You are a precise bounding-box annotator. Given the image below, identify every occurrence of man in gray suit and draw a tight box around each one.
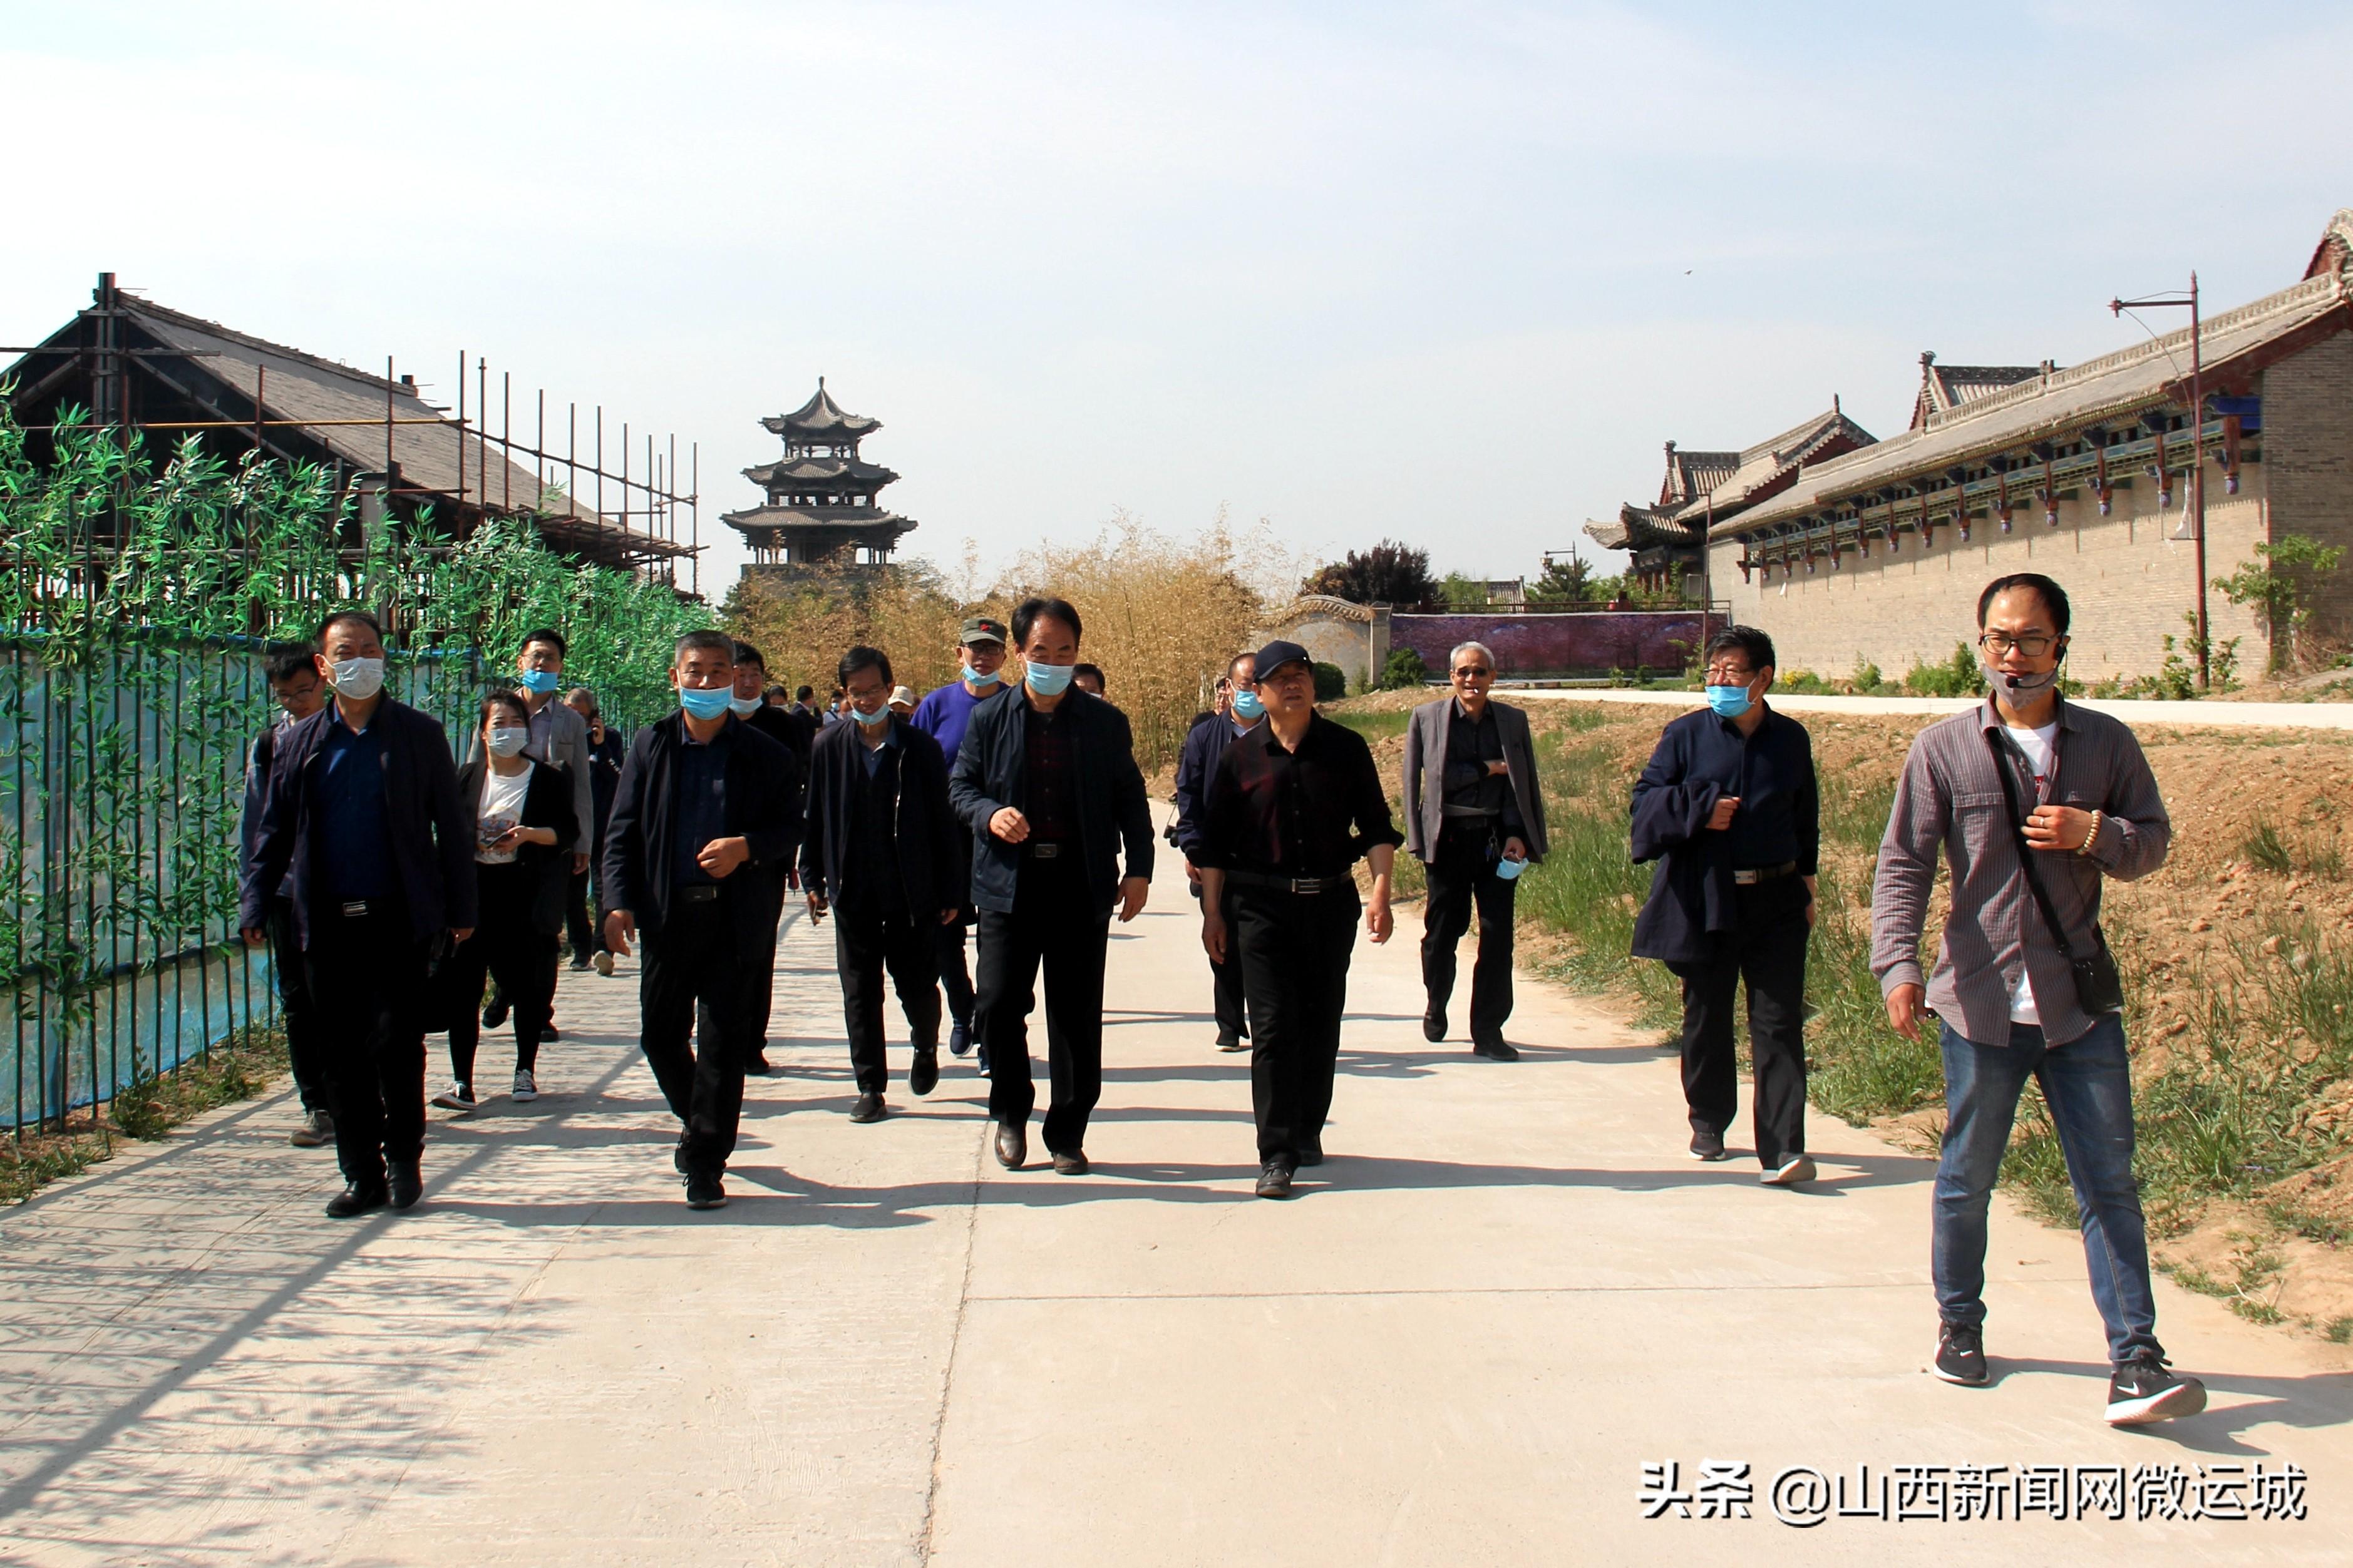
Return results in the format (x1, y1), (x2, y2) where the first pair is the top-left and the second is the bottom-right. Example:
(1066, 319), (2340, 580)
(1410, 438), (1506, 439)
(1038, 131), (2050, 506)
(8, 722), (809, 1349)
(480, 627), (599, 1037)
(1403, 640), (1547, 1059)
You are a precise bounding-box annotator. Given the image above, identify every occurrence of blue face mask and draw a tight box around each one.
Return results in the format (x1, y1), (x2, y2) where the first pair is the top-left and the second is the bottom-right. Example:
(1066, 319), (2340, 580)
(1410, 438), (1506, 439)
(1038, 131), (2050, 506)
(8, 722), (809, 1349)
(1705, 684), (1754, 719)
(727, 694), (764, 718)
(964, 662), (1004, 687)
(679, 685), (733, 720)
(1024, 660), (1074, 697)
(519, 669), (561, 696)
(852, 701), (892, 728)
(1230, 689), (1265, 721)
(1493, 854), (1526, 881)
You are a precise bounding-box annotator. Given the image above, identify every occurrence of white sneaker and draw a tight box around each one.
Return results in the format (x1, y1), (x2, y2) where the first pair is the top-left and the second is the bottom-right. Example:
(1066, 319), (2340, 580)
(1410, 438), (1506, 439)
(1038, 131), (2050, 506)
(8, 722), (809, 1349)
(512, 1070), (539, 1102)
(592, 951), (615, 976)
(1761, 1155), (1817, 1186)
(431, 1082), (478, 1112)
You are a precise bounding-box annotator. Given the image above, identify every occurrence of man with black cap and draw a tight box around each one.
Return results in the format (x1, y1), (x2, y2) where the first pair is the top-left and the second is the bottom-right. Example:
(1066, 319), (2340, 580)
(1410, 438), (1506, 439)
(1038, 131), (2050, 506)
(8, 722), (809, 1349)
(949, 597), (1154, 1176)
(1172, 649), (1264, 1052)
(910, 613), (1012, 1065)
(1196, 638), (1401, 1199)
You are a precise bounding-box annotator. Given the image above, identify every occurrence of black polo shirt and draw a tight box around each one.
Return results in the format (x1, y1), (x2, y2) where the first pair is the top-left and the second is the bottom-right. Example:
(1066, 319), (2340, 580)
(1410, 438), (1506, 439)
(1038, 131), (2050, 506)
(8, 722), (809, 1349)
(1197, 714), (1404, 878)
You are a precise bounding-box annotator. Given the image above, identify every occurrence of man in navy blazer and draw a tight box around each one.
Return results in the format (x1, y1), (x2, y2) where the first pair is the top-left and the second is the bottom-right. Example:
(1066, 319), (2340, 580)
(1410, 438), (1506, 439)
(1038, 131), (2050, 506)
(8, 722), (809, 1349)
(1630, 625), (1819, 1184)
(947, 596), (1154, 1174)
(240, 609), (477, 1219)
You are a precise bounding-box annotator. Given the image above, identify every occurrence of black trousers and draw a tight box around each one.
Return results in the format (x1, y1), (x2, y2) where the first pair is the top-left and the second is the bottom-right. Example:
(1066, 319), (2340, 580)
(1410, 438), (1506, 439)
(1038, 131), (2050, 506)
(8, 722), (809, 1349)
(976, 856), (1110, 1153)
(1420, 822), (1517, 1040)
(751, 869), (787, 1050)
(1232, 883), (1359, 1162)
(443, 864), (555, 1088)
(302, 906), (430, 1187)
(564, 864), (604, 958)
(265, 896), (326, 1114)
(638, 898), (761, 1176)
(1197, 881), (1247, 1045)
(1665, 876), (1810, 1167)
(835, 903), (944, 1092)
(935, 918), (977, 1030)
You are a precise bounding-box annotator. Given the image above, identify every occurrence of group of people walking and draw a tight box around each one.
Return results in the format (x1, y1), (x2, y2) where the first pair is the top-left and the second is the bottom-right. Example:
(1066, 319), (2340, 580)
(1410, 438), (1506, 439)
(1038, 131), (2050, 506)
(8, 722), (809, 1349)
(235, 566), (2204, 1427)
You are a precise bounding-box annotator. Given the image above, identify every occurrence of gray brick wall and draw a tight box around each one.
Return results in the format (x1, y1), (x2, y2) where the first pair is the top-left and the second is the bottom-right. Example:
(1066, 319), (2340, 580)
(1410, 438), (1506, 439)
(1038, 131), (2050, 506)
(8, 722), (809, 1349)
(2263, 332), (2353, 650)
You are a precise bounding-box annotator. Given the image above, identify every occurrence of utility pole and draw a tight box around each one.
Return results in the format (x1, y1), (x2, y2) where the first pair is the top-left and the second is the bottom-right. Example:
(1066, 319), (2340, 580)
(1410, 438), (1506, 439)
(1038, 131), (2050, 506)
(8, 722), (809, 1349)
(2111, 274), (2206, 688)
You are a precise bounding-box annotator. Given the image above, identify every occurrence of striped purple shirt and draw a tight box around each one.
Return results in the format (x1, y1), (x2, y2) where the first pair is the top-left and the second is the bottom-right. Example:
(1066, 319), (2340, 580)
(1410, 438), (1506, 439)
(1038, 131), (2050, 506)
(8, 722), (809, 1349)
(1871, 696), (2170, 1047)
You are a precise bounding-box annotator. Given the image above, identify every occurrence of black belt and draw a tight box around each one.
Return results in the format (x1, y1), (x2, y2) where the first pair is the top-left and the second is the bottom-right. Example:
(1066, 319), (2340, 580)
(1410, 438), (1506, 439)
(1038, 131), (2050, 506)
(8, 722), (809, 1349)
(675, 883), (722, 903)
(1732, 861), (1800, 886)
(1226, 869), (1354, 895)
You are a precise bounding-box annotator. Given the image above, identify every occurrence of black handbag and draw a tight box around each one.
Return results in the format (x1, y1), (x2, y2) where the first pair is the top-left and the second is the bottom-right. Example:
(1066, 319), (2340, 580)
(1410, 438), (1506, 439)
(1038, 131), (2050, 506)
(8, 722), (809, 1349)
(1984, 729), (2125, 1017)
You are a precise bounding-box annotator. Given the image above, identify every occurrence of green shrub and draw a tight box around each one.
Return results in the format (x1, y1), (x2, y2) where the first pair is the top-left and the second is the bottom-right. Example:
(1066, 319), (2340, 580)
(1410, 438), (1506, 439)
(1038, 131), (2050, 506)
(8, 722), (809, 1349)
(1311, 661), (1348, 701)
(1379, 647), (1429, 690)
(1903, 642), (1984, 698)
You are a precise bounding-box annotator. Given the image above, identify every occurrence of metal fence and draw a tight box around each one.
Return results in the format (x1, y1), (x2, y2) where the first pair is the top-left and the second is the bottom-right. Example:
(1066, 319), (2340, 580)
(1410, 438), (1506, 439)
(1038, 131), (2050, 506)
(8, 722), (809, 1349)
(1, 633), (480, 1134)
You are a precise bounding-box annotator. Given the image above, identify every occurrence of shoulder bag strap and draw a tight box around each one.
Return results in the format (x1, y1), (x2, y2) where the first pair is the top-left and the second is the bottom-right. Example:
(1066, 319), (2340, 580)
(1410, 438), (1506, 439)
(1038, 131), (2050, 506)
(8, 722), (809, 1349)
(1982, 726), (2078, 963)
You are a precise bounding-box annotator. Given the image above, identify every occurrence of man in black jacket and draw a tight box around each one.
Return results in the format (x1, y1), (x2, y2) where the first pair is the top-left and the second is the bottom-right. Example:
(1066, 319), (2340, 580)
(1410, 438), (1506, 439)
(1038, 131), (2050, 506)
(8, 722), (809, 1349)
(801, 645), (961, 1123)
(729, 639), (810, 1072)
(602, 631), (800, 1210)
(563, 686), (627, 975)
(240, 610), (478, 1219)
(1172, 650), (1262, 1052)
(948, 596), (1154, 1175)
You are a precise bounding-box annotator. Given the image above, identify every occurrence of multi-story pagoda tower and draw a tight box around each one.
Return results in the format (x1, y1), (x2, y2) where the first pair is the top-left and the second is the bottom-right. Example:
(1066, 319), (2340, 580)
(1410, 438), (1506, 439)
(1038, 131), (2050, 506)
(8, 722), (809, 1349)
(723, 379), (917, 574)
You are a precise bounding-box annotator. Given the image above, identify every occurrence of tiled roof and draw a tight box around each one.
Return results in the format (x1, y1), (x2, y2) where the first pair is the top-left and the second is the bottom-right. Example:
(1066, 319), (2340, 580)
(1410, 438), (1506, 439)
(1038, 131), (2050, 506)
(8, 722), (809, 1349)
(1910, 355), (2045, 430)
(719, 503), (916, 537)
(743, 456), (898, 488)
(760, 381), (880, 439)
(1716, 262), (2353, 542)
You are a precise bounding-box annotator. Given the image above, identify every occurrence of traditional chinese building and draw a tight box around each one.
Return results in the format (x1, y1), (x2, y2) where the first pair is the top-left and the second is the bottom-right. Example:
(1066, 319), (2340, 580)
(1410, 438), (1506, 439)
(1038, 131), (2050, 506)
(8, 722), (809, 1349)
(1583, 405), (1877, 597)
(1712, 208), (2353, 682)
(723, 381), (917, 574)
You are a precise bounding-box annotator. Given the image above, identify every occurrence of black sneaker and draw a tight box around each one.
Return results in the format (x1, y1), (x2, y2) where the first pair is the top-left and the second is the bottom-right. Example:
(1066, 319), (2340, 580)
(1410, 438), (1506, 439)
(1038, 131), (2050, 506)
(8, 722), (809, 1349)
(948, 1020), (973, 1058)
(542, 1025), (560, 1043)
(482, 998), (510, 1030)
(685, 1172), (728, 1211)
(909, 1047), (940, 1098)
(1933, 1322), (1989, 1386)
(325, 1182), (388, 1219)
(1215, 1034), (1247, 1052)
(290, 1109), (333, 1148)
(2106, 1352), (2206, 1425)
(1689, 1126), (1727, 1162)
(1471, 1036), (1520, 1061)
(749, 1048), (774, 1076)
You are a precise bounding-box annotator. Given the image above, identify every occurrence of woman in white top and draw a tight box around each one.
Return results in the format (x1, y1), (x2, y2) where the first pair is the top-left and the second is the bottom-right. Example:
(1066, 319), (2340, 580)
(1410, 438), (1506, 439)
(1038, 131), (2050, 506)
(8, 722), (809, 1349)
(434, 692), (579, 1110)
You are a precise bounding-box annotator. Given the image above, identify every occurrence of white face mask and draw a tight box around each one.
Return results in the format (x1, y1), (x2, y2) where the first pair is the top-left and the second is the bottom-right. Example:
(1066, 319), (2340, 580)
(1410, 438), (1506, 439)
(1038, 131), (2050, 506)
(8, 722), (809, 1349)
(329, 656), (386, 701)
(486, 727), (530, 758)
(728, 694), (764, 718)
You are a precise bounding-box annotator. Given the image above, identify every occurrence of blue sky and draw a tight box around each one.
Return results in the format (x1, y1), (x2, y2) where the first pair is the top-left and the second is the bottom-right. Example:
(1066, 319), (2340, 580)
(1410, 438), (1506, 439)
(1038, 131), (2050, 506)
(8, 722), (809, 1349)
(6, 1), (2349, 600)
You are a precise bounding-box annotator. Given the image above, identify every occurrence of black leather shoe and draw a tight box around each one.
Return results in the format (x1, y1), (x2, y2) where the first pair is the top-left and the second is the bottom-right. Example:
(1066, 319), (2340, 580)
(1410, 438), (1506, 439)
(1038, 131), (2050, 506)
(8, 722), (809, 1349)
(849, 1092), (887, 1123)
(673, 1137), (691, 1176)
(1051, 1149), (1089, 1176)
(1254, 1160), (1297, 1199)
(1471, 1037), (1520, 1061)
(749, 1049), (774, 1076)
(542, 1025), (560, 1043)
(1295, 1145), (1324, 1167)
(387, 1161), (423, 1211)
(909, 1047), (940, 1098)
(685, 1172), (727, 1210)
(481, 998), (509, 1030)
(1422, 1008), (1446, 1043)
(994, 1122), (1027, 1170)
(325, 1182), (388, 1219)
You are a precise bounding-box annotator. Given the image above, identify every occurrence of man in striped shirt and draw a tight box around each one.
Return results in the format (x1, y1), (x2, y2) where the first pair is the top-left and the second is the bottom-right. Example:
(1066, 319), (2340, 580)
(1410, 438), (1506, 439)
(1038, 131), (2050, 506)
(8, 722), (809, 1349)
(1873, 572), (2205, 1427)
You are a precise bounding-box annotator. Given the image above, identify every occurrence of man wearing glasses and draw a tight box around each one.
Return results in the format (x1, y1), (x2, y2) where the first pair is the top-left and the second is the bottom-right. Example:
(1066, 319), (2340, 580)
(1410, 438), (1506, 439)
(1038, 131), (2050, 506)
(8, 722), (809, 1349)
(1873, 573), (2201, 1425)
(1173, 651), (1266, 1052)
(1402, 640), (1547, 1058)
(1630, 626), (1819, 1184)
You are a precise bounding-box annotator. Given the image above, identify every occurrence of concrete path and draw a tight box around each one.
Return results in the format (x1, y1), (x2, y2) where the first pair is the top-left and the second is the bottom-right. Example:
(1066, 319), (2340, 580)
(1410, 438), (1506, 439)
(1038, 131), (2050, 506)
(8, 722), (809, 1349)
(3, 839), (2349, 1565)
(1507, 686), (2353, 730)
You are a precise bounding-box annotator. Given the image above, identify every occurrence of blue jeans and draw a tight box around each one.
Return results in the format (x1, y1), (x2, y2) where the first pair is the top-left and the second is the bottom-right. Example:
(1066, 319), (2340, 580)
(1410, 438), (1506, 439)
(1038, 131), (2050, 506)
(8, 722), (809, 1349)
(1933, 1015), (2160, 1365)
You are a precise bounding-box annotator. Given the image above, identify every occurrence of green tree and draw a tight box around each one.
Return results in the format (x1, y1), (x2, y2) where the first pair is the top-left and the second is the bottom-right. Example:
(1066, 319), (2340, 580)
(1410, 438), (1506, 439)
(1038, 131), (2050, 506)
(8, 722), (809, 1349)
(2213, 534), (2346, 672)
(1438, 571), (1486, 608)
(1530, 553), (1597, 603)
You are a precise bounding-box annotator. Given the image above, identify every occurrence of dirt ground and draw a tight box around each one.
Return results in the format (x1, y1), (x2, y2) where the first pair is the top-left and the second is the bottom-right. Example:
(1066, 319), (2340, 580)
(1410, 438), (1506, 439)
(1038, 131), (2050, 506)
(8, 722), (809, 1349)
(1322, 687), (2353, 1345)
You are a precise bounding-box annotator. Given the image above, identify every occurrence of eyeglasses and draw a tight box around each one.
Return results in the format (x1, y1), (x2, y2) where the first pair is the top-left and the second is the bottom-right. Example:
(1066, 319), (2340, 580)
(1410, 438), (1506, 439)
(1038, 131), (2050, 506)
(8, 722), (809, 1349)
(1452, 665), (1492, 678)
(1702, 665), (1754, 684)
(1978, 632), (2057, 658)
